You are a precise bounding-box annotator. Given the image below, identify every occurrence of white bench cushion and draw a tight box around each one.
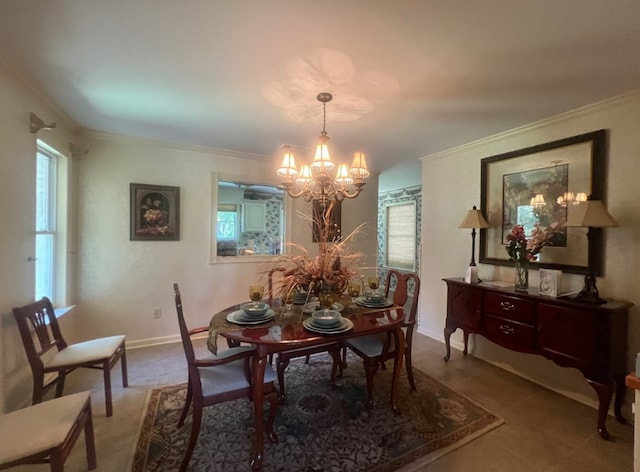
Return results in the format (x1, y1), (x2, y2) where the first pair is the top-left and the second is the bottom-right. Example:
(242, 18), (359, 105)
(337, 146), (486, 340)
(0, 391), (90, 464)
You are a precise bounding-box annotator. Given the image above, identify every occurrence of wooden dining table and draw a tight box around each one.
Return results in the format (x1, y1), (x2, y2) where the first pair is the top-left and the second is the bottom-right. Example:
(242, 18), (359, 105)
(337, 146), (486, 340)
(208, 295), (406, 471)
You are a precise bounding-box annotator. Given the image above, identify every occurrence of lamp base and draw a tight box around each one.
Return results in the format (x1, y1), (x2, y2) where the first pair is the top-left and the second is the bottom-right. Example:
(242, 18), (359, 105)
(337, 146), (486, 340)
(464, 265), (478, 284)
(573, 272), (607, 305)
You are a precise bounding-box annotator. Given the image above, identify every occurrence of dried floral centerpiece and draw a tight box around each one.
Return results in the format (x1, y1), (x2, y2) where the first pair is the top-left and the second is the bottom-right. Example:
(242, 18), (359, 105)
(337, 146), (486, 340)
(273, 201), (365, 299)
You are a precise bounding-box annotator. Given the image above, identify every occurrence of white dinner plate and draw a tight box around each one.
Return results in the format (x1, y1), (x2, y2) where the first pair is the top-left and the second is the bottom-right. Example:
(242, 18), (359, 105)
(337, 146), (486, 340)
(303, 301), (344, 313)
(303, 317), (353, 334)
(226, 309), (275, 325)
(354, 296), (393, 308)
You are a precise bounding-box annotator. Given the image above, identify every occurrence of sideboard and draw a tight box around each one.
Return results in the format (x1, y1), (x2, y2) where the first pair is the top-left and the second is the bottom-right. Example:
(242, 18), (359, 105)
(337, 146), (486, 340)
(443, 277), (633, 439)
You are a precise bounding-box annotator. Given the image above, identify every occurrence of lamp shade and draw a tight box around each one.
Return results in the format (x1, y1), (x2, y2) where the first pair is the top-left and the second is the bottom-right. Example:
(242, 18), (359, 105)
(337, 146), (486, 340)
(565, 200), (618, 228)
(458, 206), (489, 229)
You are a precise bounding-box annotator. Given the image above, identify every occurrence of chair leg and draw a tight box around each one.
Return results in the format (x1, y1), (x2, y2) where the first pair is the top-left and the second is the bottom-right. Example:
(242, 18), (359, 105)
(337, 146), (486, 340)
(54, 372), (66, 399)
(120, 343), (129, 388)
(180, 402), (202, 472)
(276, 356), (290, 404)
(84, 401), (97, 470)
(50, 448), (65, 472)
(178, 381), (193, 428)
(265, 388), (279, 444)
(328, 349), (343, 389)
(362, 359), (379, 410)
(32, 374), (45, 405)
(103, 360), (113, 417)
(405, 347), (416, 391)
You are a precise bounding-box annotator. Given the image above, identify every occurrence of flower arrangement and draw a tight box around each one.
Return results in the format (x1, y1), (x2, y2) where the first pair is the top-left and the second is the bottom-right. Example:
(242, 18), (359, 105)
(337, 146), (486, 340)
(505, 222), (561, 262)
(273, 201), (365, 298)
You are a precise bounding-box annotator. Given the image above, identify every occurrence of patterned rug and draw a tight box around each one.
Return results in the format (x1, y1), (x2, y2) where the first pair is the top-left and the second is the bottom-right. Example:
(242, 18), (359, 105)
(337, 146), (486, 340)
(131, 353), (502, 471)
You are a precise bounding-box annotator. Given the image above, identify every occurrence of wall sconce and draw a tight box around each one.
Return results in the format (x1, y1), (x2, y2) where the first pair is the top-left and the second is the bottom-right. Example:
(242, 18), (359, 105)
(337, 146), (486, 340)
(564, 199), (618, 304)
(458, 205), (489, 283)
(29, 112), (56, 133)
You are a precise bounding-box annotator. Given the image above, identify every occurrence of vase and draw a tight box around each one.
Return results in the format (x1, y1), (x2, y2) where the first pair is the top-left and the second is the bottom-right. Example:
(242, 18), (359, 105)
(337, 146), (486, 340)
(514, 259), (529, 291)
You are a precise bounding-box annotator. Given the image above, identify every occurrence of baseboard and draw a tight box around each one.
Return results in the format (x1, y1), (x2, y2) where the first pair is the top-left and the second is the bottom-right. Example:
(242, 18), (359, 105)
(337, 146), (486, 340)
(126, 332), (208, 350)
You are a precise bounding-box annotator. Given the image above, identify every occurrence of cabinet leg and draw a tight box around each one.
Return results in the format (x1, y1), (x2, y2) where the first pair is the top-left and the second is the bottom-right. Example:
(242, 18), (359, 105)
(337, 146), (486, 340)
(443, 327), (455, 361)
(463, 331), (469, 356)
(613, 373), (628, 424)
(586, 378), (614, 440)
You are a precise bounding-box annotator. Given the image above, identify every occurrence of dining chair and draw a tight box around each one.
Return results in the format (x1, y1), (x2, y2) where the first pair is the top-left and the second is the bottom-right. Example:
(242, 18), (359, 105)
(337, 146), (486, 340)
(0, 391), (96, 472)
(341, 270), (421, 408)
(173, 283), (279, 472)
(12, 297), (128, 417)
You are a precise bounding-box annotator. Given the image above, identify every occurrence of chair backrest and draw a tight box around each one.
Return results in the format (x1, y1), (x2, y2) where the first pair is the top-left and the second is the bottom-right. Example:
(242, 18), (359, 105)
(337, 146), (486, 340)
(12, 297), (68, 373)
(173, 283), (197, 365)
(384, 270), (421, 325)
(267, 266), (287, 300)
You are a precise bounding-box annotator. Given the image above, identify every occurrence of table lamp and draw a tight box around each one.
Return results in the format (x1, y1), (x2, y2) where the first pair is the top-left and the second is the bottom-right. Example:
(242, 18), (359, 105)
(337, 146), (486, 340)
(458, 205), (489, 283)
(564, 199), (618, 304)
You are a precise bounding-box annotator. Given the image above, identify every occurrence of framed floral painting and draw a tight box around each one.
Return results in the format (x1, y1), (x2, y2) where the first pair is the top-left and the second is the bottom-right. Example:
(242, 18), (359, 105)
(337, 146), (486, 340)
(130, 183), (180, 241)
(479, 130), (607, 275)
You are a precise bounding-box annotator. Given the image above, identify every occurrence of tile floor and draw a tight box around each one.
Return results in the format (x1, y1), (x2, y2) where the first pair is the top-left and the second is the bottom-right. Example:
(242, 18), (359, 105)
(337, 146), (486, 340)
(13, 333), (634, 471)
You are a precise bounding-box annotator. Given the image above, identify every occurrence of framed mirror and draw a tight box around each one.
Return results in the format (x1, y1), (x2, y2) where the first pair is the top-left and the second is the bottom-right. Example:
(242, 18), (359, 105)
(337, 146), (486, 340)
(479, 130), (607, 275)
(211, 173), (289, 263)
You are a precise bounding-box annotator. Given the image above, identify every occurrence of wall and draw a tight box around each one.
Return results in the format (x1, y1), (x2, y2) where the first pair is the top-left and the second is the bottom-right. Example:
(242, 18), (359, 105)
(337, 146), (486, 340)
(0, 60), (81, 412)
(75, 133), (379, 346)
(419, 90), (640, 411)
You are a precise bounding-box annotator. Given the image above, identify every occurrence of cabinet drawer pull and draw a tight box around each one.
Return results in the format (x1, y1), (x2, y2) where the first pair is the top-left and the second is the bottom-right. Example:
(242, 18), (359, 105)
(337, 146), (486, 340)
(499, 324), (515, 335)
(500, 301), (515, 311)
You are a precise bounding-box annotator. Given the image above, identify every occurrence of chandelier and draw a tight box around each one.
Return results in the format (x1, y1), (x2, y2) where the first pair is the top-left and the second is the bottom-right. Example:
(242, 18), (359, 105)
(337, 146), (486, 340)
(277, 92), (370, 202)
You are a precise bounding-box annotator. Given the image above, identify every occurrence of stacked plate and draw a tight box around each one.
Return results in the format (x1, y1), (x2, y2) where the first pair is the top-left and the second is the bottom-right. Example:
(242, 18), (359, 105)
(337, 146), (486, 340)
(226, 308), (275, 325)
(355, 295), (393, 308)
(303, 310), (353, 334)
(293, 292), (312, 305)
(303, 301), (344, 314)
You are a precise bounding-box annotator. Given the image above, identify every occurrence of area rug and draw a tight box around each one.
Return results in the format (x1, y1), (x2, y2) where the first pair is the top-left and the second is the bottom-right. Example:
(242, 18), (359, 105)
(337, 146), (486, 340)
(131, 353), (503, 472)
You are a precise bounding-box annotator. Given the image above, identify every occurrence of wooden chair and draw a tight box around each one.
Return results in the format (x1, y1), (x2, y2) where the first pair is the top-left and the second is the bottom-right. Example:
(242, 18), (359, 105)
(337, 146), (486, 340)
(173, 283), (279, 472)
(0, 391), (96, 472)
(341, 270), (421, 408)
(12, 298), (128, 417)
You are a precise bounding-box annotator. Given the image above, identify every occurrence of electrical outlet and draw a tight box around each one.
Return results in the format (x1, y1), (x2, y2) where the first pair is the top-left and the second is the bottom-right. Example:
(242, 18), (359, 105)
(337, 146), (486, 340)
(153, 308), (162, 319)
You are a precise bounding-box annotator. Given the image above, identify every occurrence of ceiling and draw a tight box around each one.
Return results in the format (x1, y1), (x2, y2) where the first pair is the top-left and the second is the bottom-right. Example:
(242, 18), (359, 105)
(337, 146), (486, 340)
(2, 1), (640, 174)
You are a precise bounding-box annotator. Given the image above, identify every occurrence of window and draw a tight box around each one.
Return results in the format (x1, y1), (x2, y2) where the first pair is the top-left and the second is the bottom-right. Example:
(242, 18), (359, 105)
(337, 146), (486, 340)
(385, 202), (416, 271)
(35, 145), (58, 301)
(217, 203), (239, 240)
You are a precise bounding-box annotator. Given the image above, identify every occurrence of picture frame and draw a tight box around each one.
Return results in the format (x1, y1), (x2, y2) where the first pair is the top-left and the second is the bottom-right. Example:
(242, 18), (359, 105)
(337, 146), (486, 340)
(312, 199), (341, 242)
(539, 269), (561, 297)
(130, 183), (180, 241)
(479, 130), (607, 275)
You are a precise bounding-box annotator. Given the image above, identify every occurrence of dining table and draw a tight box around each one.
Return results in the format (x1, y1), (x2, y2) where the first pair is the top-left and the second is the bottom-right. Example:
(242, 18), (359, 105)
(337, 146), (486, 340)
(208, 294), (406, 471)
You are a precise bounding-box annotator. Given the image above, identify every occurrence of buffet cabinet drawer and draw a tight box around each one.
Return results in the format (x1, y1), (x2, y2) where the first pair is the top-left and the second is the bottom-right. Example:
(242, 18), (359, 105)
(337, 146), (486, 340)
(483, 314), (536, 350)
(484, 292), (535, 325)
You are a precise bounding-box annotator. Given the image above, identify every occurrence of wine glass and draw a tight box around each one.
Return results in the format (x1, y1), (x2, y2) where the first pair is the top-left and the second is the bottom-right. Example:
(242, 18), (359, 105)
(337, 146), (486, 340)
(318, 291), (335, 313)
(282, 286), (295, 315)
(347, 282), (361, 307)
(367, 276), (380, 296)
(248, 284), (264, 307)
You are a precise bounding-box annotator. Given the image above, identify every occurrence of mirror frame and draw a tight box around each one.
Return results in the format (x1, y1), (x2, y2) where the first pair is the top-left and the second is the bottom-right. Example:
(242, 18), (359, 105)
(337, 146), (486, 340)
(210, 172), (292, 264)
